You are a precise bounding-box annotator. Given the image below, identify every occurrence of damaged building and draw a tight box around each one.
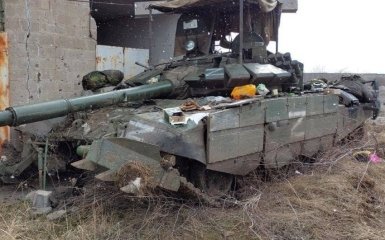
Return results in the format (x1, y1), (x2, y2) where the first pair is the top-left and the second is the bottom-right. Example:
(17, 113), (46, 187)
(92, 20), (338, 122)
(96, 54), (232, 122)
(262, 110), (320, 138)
(0, 0), (96, 148)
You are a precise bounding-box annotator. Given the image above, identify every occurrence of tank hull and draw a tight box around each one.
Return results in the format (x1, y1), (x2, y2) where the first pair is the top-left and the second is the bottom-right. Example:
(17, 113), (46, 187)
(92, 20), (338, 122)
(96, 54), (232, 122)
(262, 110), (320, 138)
(65, 94), (370, 195)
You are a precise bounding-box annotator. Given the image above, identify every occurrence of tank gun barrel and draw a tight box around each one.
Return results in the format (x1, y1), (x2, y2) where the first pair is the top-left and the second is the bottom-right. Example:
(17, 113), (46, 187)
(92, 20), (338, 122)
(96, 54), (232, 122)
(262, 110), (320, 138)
(0, 80), (173, 127)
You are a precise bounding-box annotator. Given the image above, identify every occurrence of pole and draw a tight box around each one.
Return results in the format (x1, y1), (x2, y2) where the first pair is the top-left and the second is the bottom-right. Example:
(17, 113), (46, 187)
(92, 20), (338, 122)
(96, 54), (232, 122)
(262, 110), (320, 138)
(43, 138), (48, 190)
(239, 0), (244, 64)
(38, 148), (43, 189)
(148, 8), (153, 67)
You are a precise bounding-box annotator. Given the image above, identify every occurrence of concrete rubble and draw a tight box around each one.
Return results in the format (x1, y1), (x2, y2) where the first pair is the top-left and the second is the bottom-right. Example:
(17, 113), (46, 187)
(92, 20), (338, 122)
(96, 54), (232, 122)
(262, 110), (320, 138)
(25, 190), (53, 214)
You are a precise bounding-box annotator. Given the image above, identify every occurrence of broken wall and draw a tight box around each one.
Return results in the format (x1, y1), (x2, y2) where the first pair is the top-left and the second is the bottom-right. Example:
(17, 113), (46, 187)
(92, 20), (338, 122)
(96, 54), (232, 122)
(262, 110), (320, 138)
(3, 0), (97, 106)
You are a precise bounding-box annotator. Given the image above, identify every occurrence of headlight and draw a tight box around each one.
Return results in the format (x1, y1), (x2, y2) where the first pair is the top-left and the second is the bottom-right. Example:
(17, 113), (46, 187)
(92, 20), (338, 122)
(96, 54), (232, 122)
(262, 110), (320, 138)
(184, 40), (196, 52)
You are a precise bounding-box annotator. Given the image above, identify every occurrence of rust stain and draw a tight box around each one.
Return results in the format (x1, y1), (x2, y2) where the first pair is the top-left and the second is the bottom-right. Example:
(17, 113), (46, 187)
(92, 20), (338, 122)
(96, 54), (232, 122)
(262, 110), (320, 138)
(0, 32), (10, 152)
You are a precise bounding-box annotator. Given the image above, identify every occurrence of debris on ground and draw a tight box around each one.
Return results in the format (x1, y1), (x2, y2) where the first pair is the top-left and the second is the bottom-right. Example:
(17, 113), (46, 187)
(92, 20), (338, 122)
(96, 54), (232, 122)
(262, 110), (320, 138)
(25, 190), (53, 215)
(46, 210), (67, 221)
(353, 150), (372, 162)
(369, 153), (382, 164)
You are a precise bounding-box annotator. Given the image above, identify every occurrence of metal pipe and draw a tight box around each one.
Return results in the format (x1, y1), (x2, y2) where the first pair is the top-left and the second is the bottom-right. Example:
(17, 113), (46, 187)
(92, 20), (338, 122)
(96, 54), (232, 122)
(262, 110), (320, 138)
(0, 80), (173, 127)
(43, 138), (48, 190)
(239, 0), (244, 64)
(275, 3), (281, 53)
(148, 8), (153, 67)
(38, 148), (43, 189)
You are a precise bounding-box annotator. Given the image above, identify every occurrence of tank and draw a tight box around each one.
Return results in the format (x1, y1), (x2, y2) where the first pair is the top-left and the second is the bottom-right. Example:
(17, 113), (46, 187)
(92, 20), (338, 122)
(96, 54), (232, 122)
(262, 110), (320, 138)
(0, 0), (380, 197)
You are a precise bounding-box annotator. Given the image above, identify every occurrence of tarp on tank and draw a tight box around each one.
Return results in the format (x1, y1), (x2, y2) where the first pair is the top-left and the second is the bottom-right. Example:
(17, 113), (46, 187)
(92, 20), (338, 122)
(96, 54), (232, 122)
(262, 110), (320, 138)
(151, 0), (278, 13)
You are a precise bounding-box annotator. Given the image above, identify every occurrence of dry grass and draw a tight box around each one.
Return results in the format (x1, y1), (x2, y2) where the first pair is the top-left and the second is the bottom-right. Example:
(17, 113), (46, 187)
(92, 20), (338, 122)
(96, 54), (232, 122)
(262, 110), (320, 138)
(2, 123), (385, 239)
(249, 158), (385, 239)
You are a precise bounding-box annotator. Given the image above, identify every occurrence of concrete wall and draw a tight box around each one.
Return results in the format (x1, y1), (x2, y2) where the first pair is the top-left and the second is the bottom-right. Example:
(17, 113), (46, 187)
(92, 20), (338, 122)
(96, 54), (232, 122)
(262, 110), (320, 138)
(3, 0), (97, 106)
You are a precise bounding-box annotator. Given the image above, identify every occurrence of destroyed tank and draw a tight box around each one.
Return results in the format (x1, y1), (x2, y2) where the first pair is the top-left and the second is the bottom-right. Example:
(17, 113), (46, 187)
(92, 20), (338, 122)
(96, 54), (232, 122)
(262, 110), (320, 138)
(0, 0), (380, 197)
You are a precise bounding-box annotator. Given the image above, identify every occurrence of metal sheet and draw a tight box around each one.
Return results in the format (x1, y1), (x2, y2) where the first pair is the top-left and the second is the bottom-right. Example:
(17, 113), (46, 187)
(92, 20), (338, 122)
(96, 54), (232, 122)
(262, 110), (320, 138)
(244, 63), (291, 79)
(207, 125), (264, 163)
(301, 138), (320, 157)
(319, 135), (335, 152)
(208, 108), (240, 132)
(336, 105), (369, 142)
(96, 45), (149, 80)
(340, 106), (370, 137)
(135, 1), (163, 16)
(265, 97), (289, 122)
(208, 101), (265, 132)
(207, 152), (262, 175)
(0, 32), (9, 149)
(239, 101), (265, 127)
(305, 113), (338, 140)
(265, 118), (305, 151)
(336, 105), (347, 141)
(288, 96), (307, 119)
(151, 0), (298, 13)
(243, 63), (275, 79)
(96, 45), (124, 71)
(324, 94), (339, 114)
(279, 0), (298, 13)
(264, 142), (301, 169)
(85, 138), (181, 192)
(123, 112), (207, 164)
(306, 94), (324, 116)
(205, 68), (225, 80)
(123, 48), (149, 79)
(87, 138), (162, 171)
(224, 64), (250, 88)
